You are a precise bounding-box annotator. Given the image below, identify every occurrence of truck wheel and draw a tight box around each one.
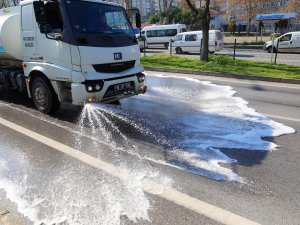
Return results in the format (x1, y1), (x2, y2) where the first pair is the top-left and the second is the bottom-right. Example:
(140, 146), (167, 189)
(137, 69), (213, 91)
(31, 77), (60, 114)
(175, 47), (183, 54)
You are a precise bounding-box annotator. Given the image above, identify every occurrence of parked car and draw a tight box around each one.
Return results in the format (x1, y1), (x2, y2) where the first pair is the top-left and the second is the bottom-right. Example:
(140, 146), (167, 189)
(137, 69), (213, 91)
(141, 24), (187, 49)
(264, 31), (300, 53)
(170, 30), (224, 54)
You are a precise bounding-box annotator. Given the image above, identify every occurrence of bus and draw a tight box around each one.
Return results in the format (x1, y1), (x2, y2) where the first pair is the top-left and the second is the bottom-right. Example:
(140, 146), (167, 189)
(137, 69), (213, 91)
(141, 24), (186, 49)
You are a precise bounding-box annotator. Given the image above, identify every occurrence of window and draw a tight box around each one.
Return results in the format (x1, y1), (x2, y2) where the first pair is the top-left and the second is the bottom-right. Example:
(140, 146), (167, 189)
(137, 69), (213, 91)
(157, 30), (166, 37)
(44, 2), (63, 32)
(146, 29), (177, 37)
(147, 30), (156, 37)
(185, 34), (197, 42)
(216, 32), (223, 40)
(174, 35), (183, 41)
(106, 11), (131, 31)
(165, 29), (177, 36)
(22, 5), (33, 31)
(281, 34), (292, 42)
(66, 0), (135, 37)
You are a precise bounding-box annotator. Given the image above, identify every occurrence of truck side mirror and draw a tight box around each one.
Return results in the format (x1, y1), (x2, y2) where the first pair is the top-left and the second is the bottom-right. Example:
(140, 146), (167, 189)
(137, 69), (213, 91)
(136, 13), (141, 29)
(33, 1), (48, 25)
(39, 24), (52, 34)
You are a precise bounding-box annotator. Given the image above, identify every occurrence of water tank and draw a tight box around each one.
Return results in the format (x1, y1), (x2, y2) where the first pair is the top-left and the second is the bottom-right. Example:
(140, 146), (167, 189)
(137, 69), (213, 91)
(0, 7), (23, 61)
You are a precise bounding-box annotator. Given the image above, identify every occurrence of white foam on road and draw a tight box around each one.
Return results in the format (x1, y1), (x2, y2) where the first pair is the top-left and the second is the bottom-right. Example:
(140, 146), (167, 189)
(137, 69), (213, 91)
(0, 74), (295, 225)
(0, 119), (261, 225)
(0, 142), (157, 225)
(87, 74), (295, 181)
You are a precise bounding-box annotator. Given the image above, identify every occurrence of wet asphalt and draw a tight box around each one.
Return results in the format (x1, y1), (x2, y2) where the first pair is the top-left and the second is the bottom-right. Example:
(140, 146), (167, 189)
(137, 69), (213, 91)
(0, 72), (300, 225)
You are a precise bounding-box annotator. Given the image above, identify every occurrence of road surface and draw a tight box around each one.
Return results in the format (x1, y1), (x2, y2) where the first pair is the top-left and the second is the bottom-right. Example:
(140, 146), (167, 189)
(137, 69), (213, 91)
(0, 72), (299, 225)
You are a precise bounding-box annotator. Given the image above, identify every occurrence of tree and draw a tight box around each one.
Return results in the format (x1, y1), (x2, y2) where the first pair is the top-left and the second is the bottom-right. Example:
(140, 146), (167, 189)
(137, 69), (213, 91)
(283, 0), (300, 13)
(0, 0), (19, 8)
(165, 0), (175, 24)
(0, 0), (8, 8)
(229, 0), (261, 35)
(184, 0), (211, 62)
(228, 19), (237, 35)
(123, 0), (132, 10)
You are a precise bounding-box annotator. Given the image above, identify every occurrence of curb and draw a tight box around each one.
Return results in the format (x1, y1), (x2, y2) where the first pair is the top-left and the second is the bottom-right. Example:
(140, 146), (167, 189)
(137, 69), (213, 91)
(144, 67), (300, 85)
(0, 207), (22, 225)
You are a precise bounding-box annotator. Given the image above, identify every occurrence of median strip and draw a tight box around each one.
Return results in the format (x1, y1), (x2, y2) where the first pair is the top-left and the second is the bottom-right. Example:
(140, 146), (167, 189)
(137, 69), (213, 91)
(141, 55), (300, 82)
(0, 116), (261, 225)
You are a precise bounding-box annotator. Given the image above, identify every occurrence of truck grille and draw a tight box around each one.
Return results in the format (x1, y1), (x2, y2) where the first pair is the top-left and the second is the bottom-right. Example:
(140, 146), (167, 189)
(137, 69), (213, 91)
(93, 61), (135, 73)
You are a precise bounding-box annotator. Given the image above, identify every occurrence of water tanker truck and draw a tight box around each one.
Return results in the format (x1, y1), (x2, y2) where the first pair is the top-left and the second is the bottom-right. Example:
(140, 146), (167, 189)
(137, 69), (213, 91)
(0, 0), (147, 114)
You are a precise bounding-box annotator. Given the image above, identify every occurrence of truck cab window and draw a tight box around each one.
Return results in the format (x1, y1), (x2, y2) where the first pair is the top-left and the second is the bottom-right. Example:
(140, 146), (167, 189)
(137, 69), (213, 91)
(44, 2), (63, 33)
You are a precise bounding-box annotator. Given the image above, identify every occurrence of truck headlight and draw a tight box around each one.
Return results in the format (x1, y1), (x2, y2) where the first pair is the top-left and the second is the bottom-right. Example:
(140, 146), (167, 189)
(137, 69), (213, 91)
(95, 84), (101, 91)
(136, 73), (145, 83)
(84, 80), (104, 93)
(87, 86), (93, 92)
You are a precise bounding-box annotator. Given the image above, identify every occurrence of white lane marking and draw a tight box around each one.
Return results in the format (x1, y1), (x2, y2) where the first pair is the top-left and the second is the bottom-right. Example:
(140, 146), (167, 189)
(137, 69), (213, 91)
(146, 71), (300, 89)
(263, 114), (300, 123)
(0, 117), (261, 225)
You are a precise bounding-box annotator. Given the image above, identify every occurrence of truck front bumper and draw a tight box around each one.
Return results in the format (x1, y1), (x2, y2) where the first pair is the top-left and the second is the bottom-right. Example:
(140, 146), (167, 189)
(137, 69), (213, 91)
(71, 73), (147, 106)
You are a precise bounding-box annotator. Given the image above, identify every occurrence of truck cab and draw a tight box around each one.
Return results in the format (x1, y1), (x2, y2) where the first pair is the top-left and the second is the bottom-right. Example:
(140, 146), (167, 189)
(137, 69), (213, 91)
(0, 0), (146, 114)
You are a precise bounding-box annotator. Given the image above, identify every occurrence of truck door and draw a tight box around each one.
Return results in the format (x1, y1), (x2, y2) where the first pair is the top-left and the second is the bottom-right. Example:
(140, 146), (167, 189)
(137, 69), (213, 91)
(35, 1), (72, 81)
(21, 3), (38, 60)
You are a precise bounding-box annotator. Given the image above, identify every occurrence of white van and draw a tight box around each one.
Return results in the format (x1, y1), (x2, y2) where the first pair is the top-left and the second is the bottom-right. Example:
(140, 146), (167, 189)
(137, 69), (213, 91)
(136, 34), (148, 52)
(133, 28), (147, 52)
(264, 31), (300, 53)
(141, 24), (187, 49)
(170, 30), (224, 54)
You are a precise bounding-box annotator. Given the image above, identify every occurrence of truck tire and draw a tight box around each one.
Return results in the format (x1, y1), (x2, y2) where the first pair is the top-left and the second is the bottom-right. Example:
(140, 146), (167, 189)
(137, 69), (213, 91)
(31, 77), (60, 114)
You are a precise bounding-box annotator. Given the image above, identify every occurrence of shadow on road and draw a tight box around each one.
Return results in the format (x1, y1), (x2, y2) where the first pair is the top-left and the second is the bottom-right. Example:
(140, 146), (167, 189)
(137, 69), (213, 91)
(250, 85), (267, 91)
(217, 53), (255, 58)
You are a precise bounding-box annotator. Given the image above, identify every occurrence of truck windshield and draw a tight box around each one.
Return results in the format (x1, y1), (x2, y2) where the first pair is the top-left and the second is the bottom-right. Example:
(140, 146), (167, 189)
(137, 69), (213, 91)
(65, 0), (136, 47)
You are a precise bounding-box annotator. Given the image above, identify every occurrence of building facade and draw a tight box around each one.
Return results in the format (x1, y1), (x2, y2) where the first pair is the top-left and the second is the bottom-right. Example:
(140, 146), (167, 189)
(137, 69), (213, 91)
(213, 0), (299, 32)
